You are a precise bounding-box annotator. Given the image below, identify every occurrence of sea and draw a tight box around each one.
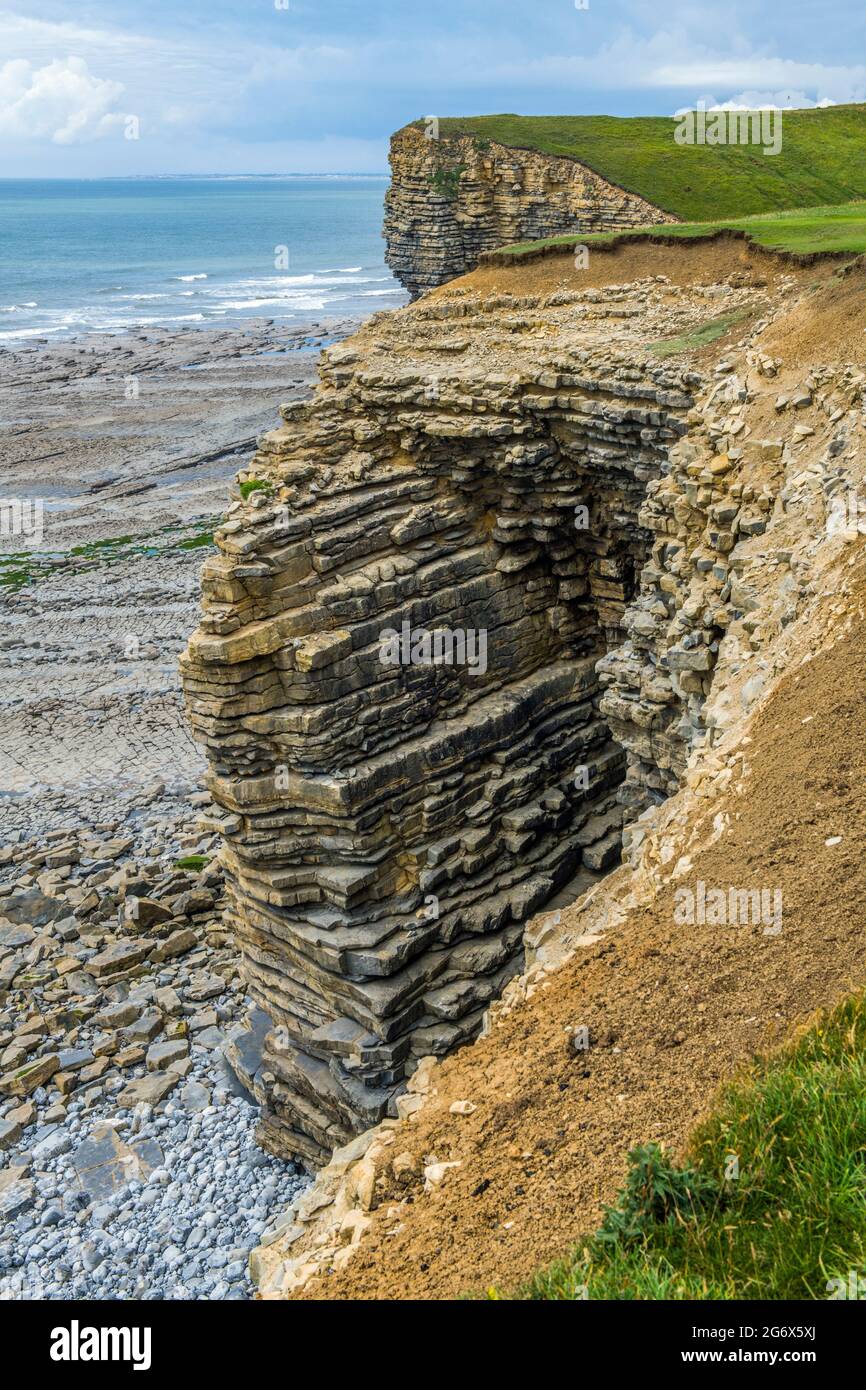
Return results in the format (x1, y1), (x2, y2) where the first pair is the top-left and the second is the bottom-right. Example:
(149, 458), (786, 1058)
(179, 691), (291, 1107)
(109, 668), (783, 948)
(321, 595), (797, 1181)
(0, 176), (406, 343)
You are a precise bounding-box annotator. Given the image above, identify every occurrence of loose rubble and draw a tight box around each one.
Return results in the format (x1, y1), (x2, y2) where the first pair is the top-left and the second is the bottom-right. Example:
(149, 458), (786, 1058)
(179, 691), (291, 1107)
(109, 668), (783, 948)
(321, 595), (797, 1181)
(0, 801), (306, 1299)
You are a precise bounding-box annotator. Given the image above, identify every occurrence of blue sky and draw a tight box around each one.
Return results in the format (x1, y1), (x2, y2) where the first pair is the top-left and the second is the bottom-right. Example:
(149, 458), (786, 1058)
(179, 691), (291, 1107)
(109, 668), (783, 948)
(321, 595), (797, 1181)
(1, 0), (864, 176)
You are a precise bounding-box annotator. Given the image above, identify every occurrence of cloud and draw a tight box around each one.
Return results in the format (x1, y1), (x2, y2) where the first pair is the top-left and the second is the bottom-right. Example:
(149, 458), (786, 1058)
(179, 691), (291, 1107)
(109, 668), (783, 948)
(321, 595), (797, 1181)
(0, 56), (126, 144)
(685, 92), (839, 113)
(650, 55), (866, 104)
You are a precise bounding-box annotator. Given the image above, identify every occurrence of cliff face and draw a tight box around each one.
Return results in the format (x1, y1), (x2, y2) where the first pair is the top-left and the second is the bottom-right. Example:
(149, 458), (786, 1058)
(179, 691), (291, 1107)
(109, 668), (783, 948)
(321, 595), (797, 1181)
(179, 240), (810, 1169)
(384, 125), (676, 296)
(240, 249), (866, 1299)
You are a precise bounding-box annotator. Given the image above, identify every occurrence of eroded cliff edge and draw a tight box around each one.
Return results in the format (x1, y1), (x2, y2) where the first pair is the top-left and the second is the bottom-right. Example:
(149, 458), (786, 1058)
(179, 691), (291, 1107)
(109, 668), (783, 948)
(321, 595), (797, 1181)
(237, 245), (866, 1299)
(383, 124), (676, 297)
(179, 237), (829, 1173)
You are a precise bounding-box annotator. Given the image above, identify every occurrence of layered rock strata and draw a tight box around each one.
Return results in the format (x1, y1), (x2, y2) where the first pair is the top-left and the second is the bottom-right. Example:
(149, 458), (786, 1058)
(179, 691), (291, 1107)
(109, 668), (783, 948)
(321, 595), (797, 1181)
(176, 268), (766, 1166)
(253, 258), (866, 1295)
(384, 125), (677, 296)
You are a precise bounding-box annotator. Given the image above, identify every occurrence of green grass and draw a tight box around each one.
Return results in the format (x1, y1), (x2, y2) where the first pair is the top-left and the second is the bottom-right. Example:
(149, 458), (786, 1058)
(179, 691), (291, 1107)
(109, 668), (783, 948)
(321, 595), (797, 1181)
(0, 555), (41, 592)
(175, 530), (215, 550)
(239, 478), (273, 500)
(423, 108), (866, 222)
(0, 519), (218, 594)
(648, 307), (754, 359)
(69, 534), (134, 558)
(174, 855), (210, 872)
(490, 202), (866, 261)
(486, 992), (866, 1300)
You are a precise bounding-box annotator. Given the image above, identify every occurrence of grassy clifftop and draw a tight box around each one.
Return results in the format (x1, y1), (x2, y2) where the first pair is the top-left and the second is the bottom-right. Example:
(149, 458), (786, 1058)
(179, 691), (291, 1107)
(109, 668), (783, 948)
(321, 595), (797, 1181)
(425, 108), (866, 221)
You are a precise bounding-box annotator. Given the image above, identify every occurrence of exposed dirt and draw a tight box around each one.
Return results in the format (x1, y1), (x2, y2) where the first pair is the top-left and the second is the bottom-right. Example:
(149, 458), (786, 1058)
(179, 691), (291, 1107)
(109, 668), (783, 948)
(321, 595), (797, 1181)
(296, 554), (866, 1301)
(760, 257), (866, 366)
(442, 236), (837, 300)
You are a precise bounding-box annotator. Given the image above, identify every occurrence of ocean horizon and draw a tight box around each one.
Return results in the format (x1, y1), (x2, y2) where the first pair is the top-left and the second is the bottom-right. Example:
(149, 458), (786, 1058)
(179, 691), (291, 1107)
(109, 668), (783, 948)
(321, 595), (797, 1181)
(0, 176), (406, 344)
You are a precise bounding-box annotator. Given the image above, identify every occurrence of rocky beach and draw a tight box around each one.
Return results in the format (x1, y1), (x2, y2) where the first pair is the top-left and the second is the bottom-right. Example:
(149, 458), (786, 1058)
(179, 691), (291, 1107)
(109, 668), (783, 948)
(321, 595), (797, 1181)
(3, 56), (866, 1317)
(0, 317), (369, 1298)
(0, 317), (363, 842)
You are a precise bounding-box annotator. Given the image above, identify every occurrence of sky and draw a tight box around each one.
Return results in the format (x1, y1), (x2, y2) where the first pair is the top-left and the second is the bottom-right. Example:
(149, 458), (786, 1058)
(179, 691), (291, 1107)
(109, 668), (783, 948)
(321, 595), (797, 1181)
(1, 0), (865, 177)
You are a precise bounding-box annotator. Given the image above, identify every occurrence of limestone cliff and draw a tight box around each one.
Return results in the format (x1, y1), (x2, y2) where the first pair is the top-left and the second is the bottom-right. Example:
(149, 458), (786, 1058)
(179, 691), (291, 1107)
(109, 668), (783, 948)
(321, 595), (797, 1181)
(180, 238), (817, 1169)
(240, 247), (866, 1298)
(384, 124), (677, 296)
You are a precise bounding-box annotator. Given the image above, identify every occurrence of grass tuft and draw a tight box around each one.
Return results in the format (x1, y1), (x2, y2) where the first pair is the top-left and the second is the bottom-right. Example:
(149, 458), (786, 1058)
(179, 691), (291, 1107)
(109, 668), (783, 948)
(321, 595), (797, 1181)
(174, 855), (210, 871)
(239, 478), (273, 500)
(488, 992), (866, 1300)
(648, 307), (754, 358)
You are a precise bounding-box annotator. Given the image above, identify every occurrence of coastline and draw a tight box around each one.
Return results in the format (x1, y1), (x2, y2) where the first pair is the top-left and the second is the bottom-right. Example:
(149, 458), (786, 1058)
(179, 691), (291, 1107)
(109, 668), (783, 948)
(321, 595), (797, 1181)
(0, 315), (362, 842)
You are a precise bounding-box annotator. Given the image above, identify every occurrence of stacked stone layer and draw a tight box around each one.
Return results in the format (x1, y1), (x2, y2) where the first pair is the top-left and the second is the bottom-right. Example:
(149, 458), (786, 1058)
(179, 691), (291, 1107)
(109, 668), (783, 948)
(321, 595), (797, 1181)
(180, 275), (717, 1165)
(384, 127), (677, 296)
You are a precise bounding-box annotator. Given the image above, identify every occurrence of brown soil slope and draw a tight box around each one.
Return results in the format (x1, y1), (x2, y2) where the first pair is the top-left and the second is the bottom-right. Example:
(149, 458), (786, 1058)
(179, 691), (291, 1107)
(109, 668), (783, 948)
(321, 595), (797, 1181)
(442, 235), (837, 299)
(296, 557), (866, 1300)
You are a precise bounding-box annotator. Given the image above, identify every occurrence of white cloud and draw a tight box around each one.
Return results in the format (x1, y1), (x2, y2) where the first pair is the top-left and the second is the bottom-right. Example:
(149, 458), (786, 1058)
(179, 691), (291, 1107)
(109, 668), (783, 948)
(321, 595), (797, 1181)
(650, 56), (866, 104)
(0, 56), (126, 144)
(690, 92), (839, 112)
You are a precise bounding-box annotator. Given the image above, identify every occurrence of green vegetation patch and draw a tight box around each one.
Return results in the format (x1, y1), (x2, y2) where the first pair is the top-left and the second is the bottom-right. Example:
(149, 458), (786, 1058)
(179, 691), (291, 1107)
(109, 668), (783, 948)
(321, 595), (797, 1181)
(487, 992), (866, 1300)
(174, 855), (211, 872)
(175, 530), (215, 551)
(428, 164), (466, 201)
(426, 108), (866, 222)
(239, 478), (274, 500)
(648, 306), (754, 359)
(0, 554), (42, 593)
(0, 519), (218, 594)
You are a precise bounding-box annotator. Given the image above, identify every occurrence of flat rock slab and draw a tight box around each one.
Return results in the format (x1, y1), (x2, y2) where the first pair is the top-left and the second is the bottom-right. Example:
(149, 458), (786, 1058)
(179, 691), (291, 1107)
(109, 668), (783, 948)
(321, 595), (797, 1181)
(72, 1122), (164, 1201)
(86, 940), (153, 977)
(115, 1071), (179, 1109)
(152, 928), (197, 962)
(123, 896), (173, 928)
(179, 1080), (211, 1112)
(93, 1002), (142, 1029)
(146, 1039), (189, 1071)
(0, 1053), (60, 1098)
(122, 1010), (163, 1043)
(61, 970), (101, 996)
(186, 972), (225, 1001)
(57, 1048), (95, 1072)
(225, 1007), (270, 1095)
(0, 924), (36, 949)
(0, 1118), (23, 1150)
(0, 891), (67, 928)
(0, 1178), (34, 1223)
